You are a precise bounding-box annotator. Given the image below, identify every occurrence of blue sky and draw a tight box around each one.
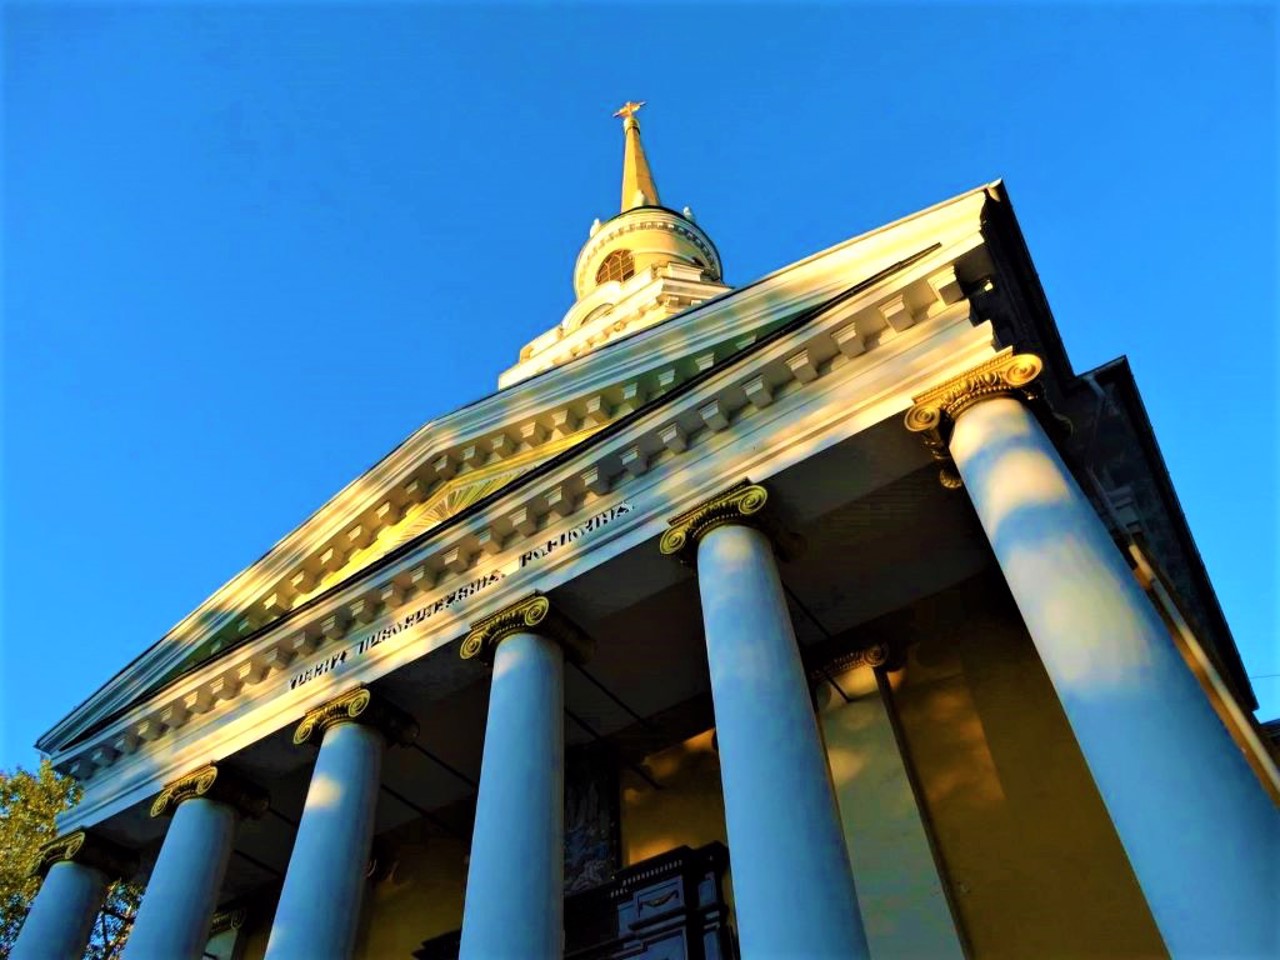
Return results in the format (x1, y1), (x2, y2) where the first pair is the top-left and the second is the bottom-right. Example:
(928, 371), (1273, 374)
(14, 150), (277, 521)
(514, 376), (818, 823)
(2, 2), (1276, 770)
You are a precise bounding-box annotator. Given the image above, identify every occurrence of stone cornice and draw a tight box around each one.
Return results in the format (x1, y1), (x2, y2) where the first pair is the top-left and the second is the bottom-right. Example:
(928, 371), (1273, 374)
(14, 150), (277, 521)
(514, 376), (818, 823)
(40, 289), (797, 754)
(58, 306), (1001, 834)
(904, 349), (1044, 488)
(49, 237), (1000, 827)
(460, 592), (593, 665)
(508, 268), (734, 387)
(42, 191), (994, 760)
(293, 686), (418, 748)
(32, 829), (137, 881)
(49, 190), (996, 755)
(149, 762), (268, 820)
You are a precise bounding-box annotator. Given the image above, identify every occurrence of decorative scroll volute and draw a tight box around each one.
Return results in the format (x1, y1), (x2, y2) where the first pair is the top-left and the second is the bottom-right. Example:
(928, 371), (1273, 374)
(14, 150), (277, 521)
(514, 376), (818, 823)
(209, 906), (248, 936)
(659, 482), (769, 560)
(31, 829), (138, 881)
(460, 592), (593, 665)
(660, 481), (802, 566)
(149, 763), (269, 820)
(904, 349), (1044, 488)
(809, 643), (894, 684)
(293, 686), (418, 748)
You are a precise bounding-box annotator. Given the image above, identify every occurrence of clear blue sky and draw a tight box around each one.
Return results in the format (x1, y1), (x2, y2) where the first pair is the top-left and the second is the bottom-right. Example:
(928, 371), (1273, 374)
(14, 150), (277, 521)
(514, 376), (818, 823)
(2, 2), (1276, 770)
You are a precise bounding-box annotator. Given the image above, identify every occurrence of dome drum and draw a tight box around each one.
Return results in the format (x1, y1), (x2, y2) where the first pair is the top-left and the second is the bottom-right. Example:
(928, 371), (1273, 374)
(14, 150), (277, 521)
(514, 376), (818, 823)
(574, 207), (722, 301)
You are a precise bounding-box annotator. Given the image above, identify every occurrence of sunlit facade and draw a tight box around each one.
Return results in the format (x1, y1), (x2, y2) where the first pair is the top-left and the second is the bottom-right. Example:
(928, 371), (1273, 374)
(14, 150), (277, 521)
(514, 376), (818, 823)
(15, 106), (1280, 960)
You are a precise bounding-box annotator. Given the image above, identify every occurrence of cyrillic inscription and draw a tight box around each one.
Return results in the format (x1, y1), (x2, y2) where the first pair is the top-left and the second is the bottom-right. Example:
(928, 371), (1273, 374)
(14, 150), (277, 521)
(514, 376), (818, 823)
(287, 500), (634, 693)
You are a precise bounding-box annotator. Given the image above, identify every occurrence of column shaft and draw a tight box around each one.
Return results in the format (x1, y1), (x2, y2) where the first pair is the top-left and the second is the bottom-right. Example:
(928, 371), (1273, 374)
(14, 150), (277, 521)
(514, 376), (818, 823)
(265, 720), (384, 960)
(696, 522), (869, 957)
(459, 630), (564, 959)
(817, 667), (964, 958)
(951, 396), (1279, 955)
(11, 861), (108, 960)
(124, 798), (236, 960)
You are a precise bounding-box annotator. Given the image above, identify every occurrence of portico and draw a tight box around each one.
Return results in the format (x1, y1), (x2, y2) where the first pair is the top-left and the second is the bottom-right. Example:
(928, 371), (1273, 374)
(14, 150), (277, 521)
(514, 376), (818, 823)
(17, 108), (1277, 960)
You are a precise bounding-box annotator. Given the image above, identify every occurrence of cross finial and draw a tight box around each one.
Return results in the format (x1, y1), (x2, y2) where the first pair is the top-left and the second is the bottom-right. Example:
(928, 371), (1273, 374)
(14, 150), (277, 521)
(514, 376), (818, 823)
(613, 100), (646, 122)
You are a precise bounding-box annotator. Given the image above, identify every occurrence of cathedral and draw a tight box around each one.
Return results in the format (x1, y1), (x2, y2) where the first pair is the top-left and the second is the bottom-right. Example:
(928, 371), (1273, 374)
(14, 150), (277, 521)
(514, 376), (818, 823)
(14, 104), (1279, 959)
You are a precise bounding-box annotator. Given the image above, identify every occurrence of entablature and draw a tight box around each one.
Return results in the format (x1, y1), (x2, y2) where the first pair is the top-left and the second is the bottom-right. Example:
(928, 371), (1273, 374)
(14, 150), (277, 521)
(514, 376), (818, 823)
(51, 238), (1003, 830)
(40, 185), (1000, 767)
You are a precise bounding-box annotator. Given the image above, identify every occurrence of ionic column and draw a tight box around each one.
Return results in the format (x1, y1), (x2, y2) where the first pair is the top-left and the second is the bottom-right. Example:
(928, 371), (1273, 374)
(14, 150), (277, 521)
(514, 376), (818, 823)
(660, 485), (870, 958)
(11, 830), (137, 960)
(813, 650), (965, 958)
(125, 764), (267, 960)
(457, 594), (591, 959)
(906, 349), (1280, 957)
(265, 687), (417, 960)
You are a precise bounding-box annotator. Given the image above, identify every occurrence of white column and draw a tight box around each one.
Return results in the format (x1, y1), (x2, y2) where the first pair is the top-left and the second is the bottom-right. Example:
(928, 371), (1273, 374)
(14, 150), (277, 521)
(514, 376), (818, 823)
(459, 629), (565, 959)
(694, 519), (869, 957)
(11, 860), (108, 960)
(124, 797), (237, 960)
(950, 394), (1280, 956)
(816, 661), (964, 958)
(265, 720), (385, 959)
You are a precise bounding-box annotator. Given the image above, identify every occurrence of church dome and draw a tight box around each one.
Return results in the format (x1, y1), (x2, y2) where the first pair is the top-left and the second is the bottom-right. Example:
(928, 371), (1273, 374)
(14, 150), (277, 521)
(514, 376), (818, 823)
(572, 101), (721, 300)
(499, 102), (732, 389)
(573, 205), (722, 301)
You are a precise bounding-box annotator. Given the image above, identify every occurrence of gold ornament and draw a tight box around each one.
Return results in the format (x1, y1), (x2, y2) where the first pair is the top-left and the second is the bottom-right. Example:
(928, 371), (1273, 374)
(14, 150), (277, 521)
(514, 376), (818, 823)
(904, 349), (1045, 489)
(613, 100), (646, 121)
(31, 829), (137, 880)
(149, 765), (218, 818)
(459, 592), (591, 665)
(293, 686), (417, 748)
(210, 906), (248, 936)
(149, 763), (268, 819)
(812, 643), (893, 683)
(659, 482), (774, 562)
(33, 831), (85, 876)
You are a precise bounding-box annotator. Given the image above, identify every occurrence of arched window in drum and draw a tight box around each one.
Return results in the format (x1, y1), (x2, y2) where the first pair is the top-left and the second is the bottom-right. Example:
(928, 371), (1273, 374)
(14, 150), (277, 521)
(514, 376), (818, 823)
(595, 249), (636, 286)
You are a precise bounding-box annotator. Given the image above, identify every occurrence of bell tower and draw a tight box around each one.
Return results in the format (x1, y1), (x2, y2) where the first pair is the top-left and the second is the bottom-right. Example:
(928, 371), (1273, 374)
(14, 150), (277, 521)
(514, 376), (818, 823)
(499, 103), (731, 388)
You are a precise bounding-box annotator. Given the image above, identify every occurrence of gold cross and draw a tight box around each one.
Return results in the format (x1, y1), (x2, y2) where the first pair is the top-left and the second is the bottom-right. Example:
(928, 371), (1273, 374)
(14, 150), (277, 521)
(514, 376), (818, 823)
(613, 100), (646, 121)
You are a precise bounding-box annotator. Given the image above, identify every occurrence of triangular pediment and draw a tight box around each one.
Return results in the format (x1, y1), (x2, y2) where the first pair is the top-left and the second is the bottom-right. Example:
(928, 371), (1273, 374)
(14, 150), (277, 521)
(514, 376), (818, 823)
(39, 182), (999, 758)
(167, 427), (605, 681)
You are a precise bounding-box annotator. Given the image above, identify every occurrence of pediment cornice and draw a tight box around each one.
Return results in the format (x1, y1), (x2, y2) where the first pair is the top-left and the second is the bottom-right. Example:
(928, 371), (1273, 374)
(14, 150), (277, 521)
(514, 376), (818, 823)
(505, 263), (734, 387)
(58, 298), (1006, 832)
(50, 258), (996, 812)
(40, 185), (997, 762)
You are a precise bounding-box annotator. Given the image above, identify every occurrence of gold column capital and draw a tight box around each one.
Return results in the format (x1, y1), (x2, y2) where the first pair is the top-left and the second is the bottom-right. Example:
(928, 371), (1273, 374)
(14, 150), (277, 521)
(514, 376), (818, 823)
(293, 686), (418, 748)
(660, 481), (798, 564)
(808, 641), (898, 685)
(31, 829), (137, 881)
(904, 349), (1044, 488)
(820, 642), (892, 676)
(460, 592), (593, 665)
(209, 905), (248, 936)
(149, 762), (269, 820)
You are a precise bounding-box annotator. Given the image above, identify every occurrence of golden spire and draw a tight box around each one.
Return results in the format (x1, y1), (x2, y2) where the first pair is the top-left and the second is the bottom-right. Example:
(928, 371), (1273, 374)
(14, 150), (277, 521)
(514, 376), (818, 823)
(614, 100), (660, 212)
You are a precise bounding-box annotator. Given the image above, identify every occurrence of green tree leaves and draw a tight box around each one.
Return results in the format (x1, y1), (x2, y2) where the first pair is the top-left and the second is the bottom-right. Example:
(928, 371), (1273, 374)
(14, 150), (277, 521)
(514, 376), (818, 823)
(0, 761), (140, 959)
